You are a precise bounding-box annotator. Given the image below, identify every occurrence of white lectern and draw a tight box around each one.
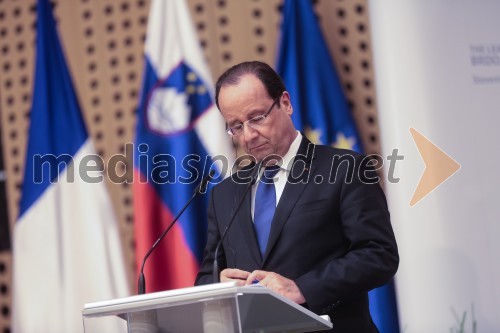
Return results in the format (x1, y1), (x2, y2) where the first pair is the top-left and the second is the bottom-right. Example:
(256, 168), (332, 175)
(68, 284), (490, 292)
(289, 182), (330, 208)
(82, 282), (332, 333)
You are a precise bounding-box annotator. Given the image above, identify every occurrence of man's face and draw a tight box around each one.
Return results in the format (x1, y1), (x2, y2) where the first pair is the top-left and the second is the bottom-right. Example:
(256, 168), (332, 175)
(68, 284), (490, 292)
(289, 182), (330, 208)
(218, 74), (296, 162)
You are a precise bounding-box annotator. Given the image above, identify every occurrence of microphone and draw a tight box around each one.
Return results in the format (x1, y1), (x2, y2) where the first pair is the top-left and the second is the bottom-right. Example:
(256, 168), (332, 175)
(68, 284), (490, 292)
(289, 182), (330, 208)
(138, 169), (216, 294)
(193, 169), (215, 195)
(212, 164), (263, 283)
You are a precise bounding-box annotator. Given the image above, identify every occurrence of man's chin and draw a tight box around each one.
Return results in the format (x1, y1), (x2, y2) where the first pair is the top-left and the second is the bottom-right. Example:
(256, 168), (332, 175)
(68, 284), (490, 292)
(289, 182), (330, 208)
(250, 149), (269, 161)
(248, 146), (268, 159)
(251, 151), (283, 166)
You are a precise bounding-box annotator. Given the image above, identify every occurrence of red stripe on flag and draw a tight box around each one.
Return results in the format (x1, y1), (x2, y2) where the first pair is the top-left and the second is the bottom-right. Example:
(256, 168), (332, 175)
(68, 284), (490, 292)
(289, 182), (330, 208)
(133, 169), (200, 292)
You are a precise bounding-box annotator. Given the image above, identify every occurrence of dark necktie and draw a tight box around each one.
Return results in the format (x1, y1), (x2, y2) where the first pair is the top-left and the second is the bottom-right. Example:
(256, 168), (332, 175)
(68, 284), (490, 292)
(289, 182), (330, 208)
(254, 165), (280, 256)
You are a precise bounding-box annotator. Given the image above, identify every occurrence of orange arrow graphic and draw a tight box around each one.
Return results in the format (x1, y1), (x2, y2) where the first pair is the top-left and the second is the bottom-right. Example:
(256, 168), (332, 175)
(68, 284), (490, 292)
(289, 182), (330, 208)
(409, 127), (461, 207)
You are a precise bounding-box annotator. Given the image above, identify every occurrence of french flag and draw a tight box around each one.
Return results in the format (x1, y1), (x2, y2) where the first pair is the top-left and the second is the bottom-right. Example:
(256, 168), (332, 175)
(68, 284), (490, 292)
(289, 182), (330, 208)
(133, 0), (233, 293)
(12, 0), (129, 332)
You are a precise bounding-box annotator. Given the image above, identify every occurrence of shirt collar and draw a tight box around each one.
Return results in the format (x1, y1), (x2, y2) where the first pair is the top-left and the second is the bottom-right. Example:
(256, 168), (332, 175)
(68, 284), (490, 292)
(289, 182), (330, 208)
(278, 131), (302, 172)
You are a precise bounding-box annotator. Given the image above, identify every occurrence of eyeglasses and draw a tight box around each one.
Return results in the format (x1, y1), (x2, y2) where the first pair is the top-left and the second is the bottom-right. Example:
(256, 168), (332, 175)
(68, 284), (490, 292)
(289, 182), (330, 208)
(226, 96), (280, 136)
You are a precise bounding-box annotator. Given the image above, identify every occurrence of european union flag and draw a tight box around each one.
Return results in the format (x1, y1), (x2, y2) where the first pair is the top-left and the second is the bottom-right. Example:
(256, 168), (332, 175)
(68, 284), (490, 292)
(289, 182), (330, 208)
(276, 0), (361, 151)
(276, 0), (399, 332)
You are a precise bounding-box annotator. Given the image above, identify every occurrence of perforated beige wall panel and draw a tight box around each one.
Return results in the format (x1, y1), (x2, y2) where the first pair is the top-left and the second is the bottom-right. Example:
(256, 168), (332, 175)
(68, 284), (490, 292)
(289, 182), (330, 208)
(315, 1), (381, 156)
(0, 0), (380, 331)
(0, 1), (36, 329)
(187, 0), (282, 79)
(53, 0), (151, 292)
(0, 252), (10, 332)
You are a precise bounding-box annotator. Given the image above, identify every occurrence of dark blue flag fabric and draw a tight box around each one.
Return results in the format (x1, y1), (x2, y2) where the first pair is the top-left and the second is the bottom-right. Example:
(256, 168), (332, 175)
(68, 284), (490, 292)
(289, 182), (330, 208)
(276, 0), (361, 151)
(276, 0), (400, 332)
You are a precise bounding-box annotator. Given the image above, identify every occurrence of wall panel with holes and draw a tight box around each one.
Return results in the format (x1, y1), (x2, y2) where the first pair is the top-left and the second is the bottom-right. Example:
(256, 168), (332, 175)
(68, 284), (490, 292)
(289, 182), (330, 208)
(0, 1), (380, 331)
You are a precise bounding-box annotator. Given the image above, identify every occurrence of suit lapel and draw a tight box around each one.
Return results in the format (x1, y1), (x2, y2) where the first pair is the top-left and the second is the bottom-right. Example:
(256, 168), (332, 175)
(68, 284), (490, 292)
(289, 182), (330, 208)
(233, 166), (263, 265)
(262, 137), (317, 264)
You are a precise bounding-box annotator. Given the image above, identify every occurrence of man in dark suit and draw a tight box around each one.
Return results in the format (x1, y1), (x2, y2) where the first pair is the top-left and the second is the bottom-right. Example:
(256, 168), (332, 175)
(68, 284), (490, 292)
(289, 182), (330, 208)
(195, 61), (398, 332)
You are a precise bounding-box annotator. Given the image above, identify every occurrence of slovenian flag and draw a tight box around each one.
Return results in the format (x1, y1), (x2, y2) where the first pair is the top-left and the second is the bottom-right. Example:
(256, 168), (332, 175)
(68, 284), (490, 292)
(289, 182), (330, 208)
(12, 0), (129, 332)
(276, 0), (400, 332)
(133, 0), (233, 293)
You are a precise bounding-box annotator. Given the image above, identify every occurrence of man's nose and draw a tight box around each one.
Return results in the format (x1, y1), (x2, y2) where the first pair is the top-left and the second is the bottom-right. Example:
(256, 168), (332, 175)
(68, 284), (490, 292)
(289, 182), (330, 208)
(243, 124), (259, 142)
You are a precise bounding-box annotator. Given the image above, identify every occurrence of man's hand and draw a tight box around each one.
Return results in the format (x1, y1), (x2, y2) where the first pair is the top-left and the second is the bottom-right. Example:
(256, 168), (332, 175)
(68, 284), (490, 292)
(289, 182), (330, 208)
(245, 270), (306, 304)
(220, 268), (250, 286)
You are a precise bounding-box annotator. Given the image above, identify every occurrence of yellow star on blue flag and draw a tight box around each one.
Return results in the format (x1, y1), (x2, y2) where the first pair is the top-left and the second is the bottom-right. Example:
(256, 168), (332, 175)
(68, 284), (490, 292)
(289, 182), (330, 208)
(277, 0), (362, 153)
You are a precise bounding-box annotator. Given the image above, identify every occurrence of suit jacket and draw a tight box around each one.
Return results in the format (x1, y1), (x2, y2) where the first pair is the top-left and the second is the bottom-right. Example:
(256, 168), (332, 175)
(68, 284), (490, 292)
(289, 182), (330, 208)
(195, 137), (399, 333)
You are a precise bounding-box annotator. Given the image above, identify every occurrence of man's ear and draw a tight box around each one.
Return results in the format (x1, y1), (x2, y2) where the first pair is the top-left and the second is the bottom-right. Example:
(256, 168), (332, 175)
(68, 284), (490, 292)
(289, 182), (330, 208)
(281, 91), (293, 116)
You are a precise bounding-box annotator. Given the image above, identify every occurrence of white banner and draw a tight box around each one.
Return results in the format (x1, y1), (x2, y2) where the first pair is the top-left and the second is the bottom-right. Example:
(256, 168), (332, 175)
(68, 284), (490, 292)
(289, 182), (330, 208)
(369, 1), (500, 332)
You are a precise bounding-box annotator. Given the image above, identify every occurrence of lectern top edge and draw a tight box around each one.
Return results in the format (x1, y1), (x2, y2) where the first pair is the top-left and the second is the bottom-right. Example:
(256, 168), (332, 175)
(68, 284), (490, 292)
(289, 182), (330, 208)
(83, 282), (238, 316)
(82, 282), (333, 332)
